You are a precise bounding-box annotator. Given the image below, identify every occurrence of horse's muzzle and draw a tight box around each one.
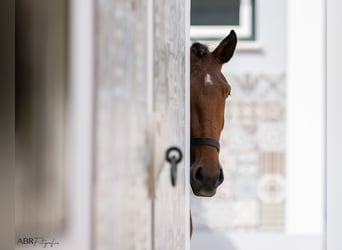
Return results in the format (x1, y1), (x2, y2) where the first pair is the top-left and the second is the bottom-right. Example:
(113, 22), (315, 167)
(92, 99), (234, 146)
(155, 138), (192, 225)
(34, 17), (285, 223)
(190, 164), (224, 197)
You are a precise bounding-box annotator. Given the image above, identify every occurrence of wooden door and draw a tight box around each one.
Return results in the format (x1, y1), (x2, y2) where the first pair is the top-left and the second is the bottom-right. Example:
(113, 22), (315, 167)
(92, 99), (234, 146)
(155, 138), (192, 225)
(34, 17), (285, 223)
(94, 0), (152, 249)
(151, 0), (189, 249)
(93, 0), (190, 249)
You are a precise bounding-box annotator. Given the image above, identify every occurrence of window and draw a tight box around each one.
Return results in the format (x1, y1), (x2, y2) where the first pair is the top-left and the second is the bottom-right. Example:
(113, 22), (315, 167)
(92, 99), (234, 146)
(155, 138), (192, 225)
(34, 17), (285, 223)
(191, 0), (256, 41)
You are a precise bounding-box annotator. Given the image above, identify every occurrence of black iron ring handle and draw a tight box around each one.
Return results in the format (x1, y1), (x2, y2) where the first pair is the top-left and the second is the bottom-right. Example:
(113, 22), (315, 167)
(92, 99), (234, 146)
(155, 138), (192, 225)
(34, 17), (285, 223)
(166, 146), (182, 164)
(165, 146), (183, 187)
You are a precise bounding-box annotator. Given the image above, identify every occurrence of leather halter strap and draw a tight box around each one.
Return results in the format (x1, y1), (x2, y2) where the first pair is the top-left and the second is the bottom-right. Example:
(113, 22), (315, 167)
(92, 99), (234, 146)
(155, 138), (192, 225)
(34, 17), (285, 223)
(191, 137), (220, 153)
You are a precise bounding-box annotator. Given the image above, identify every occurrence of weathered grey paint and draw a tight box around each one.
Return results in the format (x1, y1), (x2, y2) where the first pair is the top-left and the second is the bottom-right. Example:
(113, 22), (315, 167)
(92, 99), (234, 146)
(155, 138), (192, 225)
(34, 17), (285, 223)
(153, 0), (187, 249)
(94, 0), (187, 249)
(94, 0), (151, 249)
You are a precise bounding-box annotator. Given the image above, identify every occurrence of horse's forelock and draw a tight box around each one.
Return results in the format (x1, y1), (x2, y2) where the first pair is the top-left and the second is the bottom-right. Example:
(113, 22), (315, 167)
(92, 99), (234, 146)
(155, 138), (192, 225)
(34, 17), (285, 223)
(191, 43), (209, 58)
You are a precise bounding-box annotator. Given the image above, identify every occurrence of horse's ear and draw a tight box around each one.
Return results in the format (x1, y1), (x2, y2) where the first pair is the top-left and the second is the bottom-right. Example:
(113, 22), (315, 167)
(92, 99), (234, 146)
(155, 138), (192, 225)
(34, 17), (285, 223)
(212, 30), (237, 64)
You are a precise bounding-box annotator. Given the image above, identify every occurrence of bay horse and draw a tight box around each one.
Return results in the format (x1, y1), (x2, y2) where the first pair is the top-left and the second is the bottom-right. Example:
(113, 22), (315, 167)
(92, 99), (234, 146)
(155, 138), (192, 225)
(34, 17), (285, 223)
(190, 30), (237, 235)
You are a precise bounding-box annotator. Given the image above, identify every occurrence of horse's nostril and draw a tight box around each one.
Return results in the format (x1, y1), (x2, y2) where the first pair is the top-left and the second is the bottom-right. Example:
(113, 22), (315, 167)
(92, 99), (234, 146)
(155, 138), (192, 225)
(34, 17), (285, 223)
(194, 167), (204, 183)
(216, 168), (224, 186)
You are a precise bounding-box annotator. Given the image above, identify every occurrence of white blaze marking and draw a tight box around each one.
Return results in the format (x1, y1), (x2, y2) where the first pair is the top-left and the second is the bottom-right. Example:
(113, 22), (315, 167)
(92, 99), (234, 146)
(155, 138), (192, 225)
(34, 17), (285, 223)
(204, 73), (213, 86)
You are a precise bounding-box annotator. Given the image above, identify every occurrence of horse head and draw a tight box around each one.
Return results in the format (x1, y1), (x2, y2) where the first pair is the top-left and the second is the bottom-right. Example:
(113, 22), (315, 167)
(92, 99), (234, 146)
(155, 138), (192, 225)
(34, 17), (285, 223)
(190, 30), (237, 197)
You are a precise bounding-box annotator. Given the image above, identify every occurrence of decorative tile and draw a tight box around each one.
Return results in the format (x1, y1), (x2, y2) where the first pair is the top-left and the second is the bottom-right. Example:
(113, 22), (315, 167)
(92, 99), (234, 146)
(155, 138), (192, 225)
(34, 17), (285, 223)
(234, 176), (258, 199)
(257, 123), (285, 151)
(259, 100), (285, 122)
(232, 200), (259, 228)
(260, 203), (285, 229)
(258, 174), (286, 204)
(223, 126), (257, 152)
(260, 152), (285, 175)
(234, 152), (260, 176)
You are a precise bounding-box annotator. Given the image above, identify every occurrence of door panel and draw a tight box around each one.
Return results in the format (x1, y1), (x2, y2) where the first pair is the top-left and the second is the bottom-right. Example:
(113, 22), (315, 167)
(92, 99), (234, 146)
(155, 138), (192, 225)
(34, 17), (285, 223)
(152, 0), (187, 249)
(94, 0), (189, 249)
(94, 0), (151, 249)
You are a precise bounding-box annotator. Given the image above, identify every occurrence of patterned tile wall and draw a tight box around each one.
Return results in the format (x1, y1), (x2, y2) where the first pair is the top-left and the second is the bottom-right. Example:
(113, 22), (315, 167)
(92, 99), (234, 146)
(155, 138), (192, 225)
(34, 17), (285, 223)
(192, 73), (286, 232)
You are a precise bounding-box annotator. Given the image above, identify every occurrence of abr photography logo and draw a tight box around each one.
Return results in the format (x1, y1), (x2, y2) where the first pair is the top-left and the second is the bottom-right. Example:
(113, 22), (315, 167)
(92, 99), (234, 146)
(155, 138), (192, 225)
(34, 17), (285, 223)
(16, 237), (60, 248)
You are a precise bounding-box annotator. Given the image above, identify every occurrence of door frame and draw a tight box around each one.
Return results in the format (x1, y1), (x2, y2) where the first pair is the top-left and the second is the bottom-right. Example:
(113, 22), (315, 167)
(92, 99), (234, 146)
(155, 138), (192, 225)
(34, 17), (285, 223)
(62, 0), (94, 249)
(185, 0), (191, 248)
(327, 0), (342, 249)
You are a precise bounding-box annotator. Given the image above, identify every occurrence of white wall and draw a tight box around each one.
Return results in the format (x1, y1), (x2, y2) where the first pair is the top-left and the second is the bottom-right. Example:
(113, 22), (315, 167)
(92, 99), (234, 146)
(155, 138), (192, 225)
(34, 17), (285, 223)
(286, 0), (324, 235)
